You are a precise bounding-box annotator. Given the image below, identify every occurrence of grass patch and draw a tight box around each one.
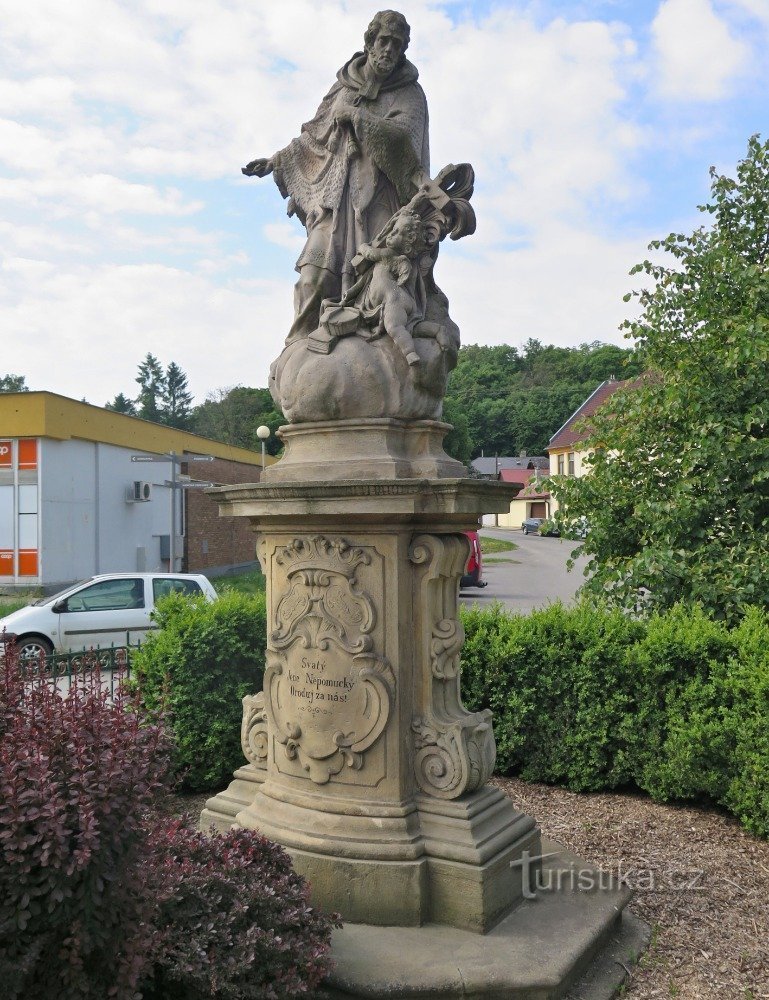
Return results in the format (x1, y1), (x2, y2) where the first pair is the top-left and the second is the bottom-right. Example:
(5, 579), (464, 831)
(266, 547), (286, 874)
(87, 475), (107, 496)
(211, 568), (266, 596)
(0, 599), (27, 616)
(483, 556), (519, 565)
(479, 536), (518, 554)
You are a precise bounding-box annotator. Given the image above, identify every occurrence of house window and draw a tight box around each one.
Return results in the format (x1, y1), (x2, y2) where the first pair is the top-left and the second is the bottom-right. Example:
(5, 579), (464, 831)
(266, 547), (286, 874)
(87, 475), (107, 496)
(568, 452), (575, 476)
(557, 454), (564, 475)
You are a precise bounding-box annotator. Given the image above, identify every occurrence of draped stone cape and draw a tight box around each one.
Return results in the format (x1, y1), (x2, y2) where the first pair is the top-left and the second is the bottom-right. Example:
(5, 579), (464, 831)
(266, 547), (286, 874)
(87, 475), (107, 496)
(272, 53), (430, 291)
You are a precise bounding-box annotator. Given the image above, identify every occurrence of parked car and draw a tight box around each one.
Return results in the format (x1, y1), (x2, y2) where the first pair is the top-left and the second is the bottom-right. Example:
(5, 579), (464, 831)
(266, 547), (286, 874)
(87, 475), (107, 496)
(460, 530), (486, 589)
(521, 517), (544, 535)
(0, 573), (217, 661)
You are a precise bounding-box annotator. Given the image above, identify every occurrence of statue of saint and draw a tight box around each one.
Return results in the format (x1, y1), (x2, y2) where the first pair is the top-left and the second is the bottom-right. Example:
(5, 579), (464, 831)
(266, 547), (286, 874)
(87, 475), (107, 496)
(244, 10), (475, 425)
(243, 10), (431, 343)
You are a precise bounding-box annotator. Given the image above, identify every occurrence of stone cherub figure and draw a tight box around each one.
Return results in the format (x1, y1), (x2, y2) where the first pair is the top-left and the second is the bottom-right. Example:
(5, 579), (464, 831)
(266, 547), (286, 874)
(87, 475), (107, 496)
(242, 9), (475, 423)
(312, 207), (451, 367)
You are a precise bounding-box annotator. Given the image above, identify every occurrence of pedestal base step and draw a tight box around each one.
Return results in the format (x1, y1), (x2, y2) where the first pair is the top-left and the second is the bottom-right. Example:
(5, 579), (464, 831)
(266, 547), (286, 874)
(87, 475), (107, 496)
(322, 842), (648, 1000)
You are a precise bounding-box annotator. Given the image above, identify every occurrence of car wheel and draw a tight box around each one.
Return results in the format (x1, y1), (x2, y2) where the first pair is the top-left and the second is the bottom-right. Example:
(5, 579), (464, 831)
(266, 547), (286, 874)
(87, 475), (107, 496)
(17, 635), (54, 667)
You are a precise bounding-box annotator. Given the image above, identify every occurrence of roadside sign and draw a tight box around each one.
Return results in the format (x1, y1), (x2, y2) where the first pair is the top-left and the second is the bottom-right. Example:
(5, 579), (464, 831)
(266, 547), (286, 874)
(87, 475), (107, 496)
(164, 481), (214, 489)
(132, 453), (214, 464)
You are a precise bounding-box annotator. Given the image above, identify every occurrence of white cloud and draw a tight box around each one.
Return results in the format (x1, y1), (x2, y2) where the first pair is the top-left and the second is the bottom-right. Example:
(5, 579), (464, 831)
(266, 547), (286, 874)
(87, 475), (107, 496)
(436, 224), (645, 353)
(0, 257), (293, 401)
(651, 0), (749, 100)
(0, 0), (765, 410)
(262, 221), (304, 254)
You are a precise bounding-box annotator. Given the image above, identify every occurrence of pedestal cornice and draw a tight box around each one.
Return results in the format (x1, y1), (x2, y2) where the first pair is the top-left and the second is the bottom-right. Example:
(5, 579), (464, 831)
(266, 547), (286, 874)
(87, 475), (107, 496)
(208, 477), (521, 527)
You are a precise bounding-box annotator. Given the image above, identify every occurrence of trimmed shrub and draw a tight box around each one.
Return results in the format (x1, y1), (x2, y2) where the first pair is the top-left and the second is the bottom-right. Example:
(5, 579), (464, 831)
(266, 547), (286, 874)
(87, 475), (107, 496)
(132, 590), (267, 792)
(459, 601), (769, 838)
(625, 603), (740, 798)
(142, 822), (338, 1000)
(460, 602), (643, 790)
(640, 607), (769, 838)
(0, 652), (171, 1000)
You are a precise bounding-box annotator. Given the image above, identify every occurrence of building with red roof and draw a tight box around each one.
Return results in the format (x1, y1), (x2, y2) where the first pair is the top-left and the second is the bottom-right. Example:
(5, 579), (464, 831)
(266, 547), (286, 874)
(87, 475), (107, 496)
(547, 378), (630, 479)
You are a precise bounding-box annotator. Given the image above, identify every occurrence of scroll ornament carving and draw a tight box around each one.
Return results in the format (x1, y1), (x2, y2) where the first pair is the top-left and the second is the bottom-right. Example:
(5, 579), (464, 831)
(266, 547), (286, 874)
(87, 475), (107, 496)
(241, 692), (269, 771)
(272, 536), (374, 653)
(412, 713), (495, 799)
(409, 533), (496, 799)
(264, 536), (395, 784)
(430, 618), (464, 679)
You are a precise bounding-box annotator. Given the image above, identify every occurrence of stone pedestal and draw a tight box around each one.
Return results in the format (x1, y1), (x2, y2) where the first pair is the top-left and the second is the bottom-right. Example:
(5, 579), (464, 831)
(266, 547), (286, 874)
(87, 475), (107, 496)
(202, 478), (540, 932)
(201, 469), (642, 997)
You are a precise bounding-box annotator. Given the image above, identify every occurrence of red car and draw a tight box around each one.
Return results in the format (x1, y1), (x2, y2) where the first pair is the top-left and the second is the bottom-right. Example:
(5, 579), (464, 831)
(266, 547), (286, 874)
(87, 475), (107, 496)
(460, 530), (486, 589)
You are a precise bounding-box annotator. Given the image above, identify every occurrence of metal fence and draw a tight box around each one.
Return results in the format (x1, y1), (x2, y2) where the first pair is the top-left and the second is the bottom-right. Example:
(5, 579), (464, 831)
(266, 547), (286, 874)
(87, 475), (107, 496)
(3, 638), (140, 698)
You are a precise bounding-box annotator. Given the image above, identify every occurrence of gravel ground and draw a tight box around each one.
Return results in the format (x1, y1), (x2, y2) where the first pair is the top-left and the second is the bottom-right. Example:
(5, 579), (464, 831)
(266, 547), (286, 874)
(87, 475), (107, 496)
(174, 782), (769, 998)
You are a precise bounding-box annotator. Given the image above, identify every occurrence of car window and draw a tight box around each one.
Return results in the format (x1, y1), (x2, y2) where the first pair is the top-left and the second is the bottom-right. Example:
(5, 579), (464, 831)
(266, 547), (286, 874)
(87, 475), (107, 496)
(153, 578), (203, 602)
(63, 578), (145, 613)
(34, 579), (92, 606)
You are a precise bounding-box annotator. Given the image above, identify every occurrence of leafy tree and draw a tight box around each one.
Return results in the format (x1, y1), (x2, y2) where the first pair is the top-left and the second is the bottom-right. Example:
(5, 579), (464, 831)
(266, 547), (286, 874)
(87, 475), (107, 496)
(192, 386), (283, 455)
(135, 354), (166, 423)
(444, 341), (640, 458)
(160, 362), (194, 429)
(441, 397), (472, 465)
(105, 392), (137, 415)
(0, 374), (29, 392)
(552, 135), (769, 622)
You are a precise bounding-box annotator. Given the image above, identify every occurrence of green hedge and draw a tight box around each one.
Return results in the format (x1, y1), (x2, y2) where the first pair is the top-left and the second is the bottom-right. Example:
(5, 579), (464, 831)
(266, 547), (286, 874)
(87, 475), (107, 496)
(460, 602), (769, 839)
(132, 591), (267, 792)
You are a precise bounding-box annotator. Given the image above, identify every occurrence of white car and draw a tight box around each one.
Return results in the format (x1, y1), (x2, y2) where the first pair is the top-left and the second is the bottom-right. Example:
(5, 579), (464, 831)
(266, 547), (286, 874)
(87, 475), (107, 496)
(0, 573), (217, 660)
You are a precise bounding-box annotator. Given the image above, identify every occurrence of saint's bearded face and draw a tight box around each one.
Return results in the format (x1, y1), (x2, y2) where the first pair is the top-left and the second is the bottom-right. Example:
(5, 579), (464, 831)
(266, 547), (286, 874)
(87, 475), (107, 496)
(367, 28), (406, 79)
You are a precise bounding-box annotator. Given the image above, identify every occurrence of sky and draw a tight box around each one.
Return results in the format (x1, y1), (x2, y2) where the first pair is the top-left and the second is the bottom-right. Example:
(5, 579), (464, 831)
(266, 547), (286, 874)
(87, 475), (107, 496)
(1, 0), (768, 407)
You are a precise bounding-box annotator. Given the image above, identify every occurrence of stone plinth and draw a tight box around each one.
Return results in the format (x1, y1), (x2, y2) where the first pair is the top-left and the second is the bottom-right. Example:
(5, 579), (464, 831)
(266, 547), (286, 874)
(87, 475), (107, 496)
(202, 477), (541, 931)
(263, 418), (466, 483)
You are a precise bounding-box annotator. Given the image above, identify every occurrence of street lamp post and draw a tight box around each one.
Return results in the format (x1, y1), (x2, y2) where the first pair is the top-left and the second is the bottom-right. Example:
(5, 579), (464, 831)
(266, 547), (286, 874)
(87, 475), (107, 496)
(256, 425), (270, 473)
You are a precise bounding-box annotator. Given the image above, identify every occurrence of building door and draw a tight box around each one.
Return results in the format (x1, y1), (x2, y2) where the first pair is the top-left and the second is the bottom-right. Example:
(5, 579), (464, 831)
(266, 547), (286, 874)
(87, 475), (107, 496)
(529, 501), (548, 519)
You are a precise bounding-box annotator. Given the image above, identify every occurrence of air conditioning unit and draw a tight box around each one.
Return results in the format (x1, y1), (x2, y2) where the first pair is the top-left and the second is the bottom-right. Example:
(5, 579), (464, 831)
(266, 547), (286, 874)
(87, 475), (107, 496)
(126, 481), (152, 502)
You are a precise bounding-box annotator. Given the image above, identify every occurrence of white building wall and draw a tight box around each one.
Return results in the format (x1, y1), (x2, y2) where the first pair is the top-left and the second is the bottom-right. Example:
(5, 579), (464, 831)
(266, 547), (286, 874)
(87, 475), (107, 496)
(40, 439), (181, 587)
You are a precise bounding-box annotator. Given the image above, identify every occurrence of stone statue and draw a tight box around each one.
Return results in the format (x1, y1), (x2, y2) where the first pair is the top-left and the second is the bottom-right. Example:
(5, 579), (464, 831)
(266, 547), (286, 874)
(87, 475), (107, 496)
(243, 9), (475, 436)
(243, 10), (430, 342)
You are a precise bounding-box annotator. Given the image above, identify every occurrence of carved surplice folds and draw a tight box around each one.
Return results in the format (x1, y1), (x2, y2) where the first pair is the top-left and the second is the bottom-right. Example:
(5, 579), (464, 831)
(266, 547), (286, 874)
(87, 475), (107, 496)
(409, 534), (495, 798)
(263, 536), (395, 785)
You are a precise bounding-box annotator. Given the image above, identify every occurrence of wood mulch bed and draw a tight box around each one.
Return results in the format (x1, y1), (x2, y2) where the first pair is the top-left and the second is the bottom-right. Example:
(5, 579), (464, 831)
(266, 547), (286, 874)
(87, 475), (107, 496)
(173, 781), (769, 998)
(494, 776), (769, 999)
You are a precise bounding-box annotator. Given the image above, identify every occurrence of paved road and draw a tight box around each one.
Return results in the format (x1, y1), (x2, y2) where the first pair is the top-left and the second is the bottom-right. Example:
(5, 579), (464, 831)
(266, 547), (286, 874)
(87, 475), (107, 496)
(460, 528), (590, 614)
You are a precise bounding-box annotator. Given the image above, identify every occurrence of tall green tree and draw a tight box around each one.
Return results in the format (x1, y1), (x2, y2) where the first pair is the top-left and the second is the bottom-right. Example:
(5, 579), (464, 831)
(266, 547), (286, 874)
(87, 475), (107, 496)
(135, 353), (166, 422)
(0, 374), (29, 392)
(444, 340), (640, 458)
(552, 135), (769, 622)
(105, 392), (137, 415)
(161, 362), (194, 429)
(441, 397), (472, 465)
(192, 386), (283, 455)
